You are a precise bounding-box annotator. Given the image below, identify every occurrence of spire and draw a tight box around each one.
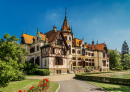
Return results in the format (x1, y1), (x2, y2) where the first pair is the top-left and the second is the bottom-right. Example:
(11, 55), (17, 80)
(37, 27), (39, 34)
(26, 28), (28, 34)
(65, 7), (67, 20)
(96, 40), (98, 45)
(92, 38), (94, 45)
(61, 8), (71, 32)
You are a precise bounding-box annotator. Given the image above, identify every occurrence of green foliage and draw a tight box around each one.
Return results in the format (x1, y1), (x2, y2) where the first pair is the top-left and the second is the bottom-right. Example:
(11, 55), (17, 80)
(0, 33), (27, 64)
(108, 49), (121, 69)
(36, 69), (50, 76)
(23, 62), (38, 75)
(121, 41), (129, 55)
(122, 54), (130, 70)
(0, 62), (15, 87)
(0, 33), (27, 87)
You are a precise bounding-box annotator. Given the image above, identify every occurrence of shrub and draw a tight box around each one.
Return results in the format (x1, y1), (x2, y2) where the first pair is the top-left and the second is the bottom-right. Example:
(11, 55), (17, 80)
(75, 73), (130, 85)
(36, 69), (50, 76)
(0, 62), (15, 87)
(23, 62), (38, 75)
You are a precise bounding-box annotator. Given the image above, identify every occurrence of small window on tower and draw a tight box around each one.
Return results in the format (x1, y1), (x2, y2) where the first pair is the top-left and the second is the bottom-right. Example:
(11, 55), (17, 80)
(69, 37), (71, 41)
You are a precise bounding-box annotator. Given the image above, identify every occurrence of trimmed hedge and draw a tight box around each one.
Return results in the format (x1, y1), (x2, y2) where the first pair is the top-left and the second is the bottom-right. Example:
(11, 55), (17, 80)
(35, 69), (50, 76)
(75, 74), (130, 85)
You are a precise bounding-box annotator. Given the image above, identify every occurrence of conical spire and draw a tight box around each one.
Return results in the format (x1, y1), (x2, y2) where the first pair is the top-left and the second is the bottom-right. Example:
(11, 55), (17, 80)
(61, 8), (71, 32)
(37, 27), (38, 34)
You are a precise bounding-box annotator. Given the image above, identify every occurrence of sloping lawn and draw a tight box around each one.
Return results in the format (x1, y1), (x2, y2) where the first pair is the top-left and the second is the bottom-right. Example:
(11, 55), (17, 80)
(0, 79), (40, 92)
(0, 79), (59, 92)
(87, 81), (130, 92)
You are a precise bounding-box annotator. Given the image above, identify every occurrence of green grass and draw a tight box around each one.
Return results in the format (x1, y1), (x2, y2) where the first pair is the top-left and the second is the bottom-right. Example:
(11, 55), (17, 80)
(0, 79), (59, 92)
(111, 74), (130, 78)
(0, 79), (40, 92)
(87, 81), (130, 92)
(46, 82), (59, 92)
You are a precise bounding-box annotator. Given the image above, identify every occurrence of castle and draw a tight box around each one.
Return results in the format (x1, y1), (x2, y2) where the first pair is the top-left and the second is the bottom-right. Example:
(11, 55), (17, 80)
(20, 10), (109, 74)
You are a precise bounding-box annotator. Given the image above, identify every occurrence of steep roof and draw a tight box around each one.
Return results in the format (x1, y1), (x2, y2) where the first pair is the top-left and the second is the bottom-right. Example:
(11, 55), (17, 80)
(61, 15), (71, 32)
(40, 33), (48, 41)
(95, 43), (105, 51)
(48, 31), (60, 43)
(85, 43), (105, 51)
(21, 34), (35, 44)
(45, 30), (55, 39)
(73, 38), (82, 46)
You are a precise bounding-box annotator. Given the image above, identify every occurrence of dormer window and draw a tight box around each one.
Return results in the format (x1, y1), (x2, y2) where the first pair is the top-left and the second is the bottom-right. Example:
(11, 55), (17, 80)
(58, 40), (62, 45)
(37, 46), (39, 51)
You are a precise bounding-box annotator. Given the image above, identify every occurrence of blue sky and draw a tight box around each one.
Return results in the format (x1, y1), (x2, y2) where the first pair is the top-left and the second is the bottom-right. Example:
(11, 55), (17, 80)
(0, 0), (130, 52)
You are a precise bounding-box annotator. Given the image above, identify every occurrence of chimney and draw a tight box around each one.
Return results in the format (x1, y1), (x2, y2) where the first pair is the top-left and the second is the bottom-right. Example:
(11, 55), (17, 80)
(92, 41), (94, 45)
(53, 25), (57, 32)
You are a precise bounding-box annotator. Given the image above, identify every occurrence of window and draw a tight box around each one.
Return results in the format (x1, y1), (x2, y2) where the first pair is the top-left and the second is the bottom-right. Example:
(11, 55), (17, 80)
(78, 58), (81, 60)
(89, 59), (91, 61)
(30, 46), (35, 53)
(92, 59), (94, 61)
(73, 57), (76, 60)
(63, 49), (65, 55)
(69, 37), (71, 41)
(58, 40), (61, 45)
(73, 62), (76, 66)
(35, 56), (40, 66)
(86, 62), (88, 66)
(92, 53), (94, 56)
(82, 50), (85, 55)
(78, 62), (81, 66)
(77, 50), (81, 54)
(72, 49), (75, 53)
(88, 53), (90, 56)
(56, 57), (63, 65)
(92, 63), (94, 66)
(102, 60), (106, 66)
(103, 52), (105, 58)
(44, 60), (46, 66)
(65, 36), (67, 40)
(37, 46), (39, 51)
(86, 52), (88, 55)
(52, 48), (55, 54)
(85, 58), (88, 61)
(89, 62), (91, 66)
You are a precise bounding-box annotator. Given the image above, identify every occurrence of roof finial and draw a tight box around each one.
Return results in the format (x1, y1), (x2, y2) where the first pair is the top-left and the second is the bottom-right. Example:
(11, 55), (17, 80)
(96, 40), (98, 44)
(65, 7), (67, 20)
(37, 27), (38, 33)
(26, 28), (28, 34)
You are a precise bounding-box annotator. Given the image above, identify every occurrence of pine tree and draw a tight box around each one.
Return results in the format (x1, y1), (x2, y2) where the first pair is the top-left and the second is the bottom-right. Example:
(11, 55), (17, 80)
(121, 41), (129, 55)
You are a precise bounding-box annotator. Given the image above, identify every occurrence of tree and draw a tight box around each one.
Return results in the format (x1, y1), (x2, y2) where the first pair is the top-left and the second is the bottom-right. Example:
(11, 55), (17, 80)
(108, 49), (121, 69)
(0, 33), (27, 64)
(121, 41), (129, 55)
(0, 33), (27, 87)
(122, 54), (130, 70)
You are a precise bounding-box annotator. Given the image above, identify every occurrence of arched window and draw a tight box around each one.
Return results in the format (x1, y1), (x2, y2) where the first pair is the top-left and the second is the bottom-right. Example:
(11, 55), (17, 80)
(69, 45), (71, 54)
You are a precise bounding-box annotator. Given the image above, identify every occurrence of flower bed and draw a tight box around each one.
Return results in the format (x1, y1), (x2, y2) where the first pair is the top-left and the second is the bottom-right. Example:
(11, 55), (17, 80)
(18, 78), (49, 92)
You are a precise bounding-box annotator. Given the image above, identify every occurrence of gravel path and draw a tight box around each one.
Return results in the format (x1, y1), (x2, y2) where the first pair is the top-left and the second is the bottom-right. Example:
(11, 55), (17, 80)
(27, 74), (106, 92)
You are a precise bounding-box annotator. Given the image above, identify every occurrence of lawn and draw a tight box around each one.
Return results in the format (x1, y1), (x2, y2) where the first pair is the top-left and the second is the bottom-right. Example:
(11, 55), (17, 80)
(0, 79), (59, 92)
(87, 81), (130, 92)
(111, 74), (130, 78)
